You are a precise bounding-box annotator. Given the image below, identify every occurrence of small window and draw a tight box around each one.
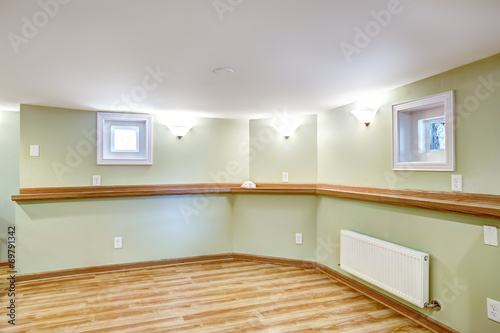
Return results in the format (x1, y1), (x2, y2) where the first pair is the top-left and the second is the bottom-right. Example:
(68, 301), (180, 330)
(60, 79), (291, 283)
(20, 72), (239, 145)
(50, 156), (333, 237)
(392, 91), (455, 171)
(97, 112), (152, 165)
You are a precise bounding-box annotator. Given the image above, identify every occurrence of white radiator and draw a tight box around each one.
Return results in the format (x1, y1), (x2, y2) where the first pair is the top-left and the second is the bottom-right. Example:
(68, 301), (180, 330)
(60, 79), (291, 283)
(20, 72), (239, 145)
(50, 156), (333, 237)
(340, 230), (429, 308)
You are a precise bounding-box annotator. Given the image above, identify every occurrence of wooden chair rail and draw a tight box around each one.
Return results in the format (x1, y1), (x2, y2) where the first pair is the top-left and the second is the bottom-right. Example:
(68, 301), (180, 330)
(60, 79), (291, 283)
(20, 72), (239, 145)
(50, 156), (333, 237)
(12, 182), (500, 219)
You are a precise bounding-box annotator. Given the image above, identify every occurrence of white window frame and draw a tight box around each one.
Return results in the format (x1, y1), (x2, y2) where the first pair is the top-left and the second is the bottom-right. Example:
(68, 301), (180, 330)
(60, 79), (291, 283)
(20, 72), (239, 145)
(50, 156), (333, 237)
(97, 112), (152, 165)
(392, 91), (455, 171)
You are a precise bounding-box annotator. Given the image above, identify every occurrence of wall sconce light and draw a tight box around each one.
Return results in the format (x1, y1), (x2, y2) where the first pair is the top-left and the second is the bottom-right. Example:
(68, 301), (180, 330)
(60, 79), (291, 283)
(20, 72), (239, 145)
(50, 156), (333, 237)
(271, 117), (300, 139)
(351, 108), (379, 126)
(168, 125), (192, 139)
(351, 93), (385, 126)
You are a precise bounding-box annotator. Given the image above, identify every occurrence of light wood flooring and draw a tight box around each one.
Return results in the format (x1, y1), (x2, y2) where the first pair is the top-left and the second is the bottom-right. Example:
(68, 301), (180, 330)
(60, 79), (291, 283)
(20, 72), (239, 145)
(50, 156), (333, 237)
(0, 260), (433, 332)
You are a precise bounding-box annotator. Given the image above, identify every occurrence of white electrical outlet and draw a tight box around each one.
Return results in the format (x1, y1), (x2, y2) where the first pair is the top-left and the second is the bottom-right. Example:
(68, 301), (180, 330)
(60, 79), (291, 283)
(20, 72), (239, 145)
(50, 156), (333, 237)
(487, 298), (500, 323)
(114, 237), (122, 249)
(451, 174), (462, 191)
(295, 233), (302, 245)
(30, 145), (40, 157)
(282, 172), (289, 183)
(484, 225), (499, 247)
(93, 175), (101, 186)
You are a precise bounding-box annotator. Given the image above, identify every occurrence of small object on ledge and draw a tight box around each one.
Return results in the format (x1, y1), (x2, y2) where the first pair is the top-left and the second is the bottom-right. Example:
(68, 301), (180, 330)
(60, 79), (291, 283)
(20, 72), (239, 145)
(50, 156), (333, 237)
(241, 181), (256, 188)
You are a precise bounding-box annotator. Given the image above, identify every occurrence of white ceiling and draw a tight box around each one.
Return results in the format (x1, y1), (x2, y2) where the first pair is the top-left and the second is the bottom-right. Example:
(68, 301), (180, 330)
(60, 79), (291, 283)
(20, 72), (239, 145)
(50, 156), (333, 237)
(1, 0), (500, 119)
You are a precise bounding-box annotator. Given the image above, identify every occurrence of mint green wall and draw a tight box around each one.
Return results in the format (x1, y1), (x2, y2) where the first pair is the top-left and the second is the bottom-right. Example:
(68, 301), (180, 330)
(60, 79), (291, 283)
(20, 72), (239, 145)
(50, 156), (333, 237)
(16, 195), (233, 274)
(316, 196), (500, 333)
(249, 114), (317, 183)
(0, 111), (19, 261)
(20, 105), (249, 187)
(233, 195), (317, 261)
(318, 54), (500, 195)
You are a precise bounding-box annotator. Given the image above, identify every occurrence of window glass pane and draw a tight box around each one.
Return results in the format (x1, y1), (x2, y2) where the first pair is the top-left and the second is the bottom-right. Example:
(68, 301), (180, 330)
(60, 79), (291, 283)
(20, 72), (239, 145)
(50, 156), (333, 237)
(111, 126), (139, 152)
(430, 122), (445, 150)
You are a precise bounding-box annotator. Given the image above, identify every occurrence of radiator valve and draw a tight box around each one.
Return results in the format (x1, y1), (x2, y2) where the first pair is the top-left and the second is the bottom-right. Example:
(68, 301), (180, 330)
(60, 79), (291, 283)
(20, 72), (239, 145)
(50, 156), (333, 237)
(424, 300), (441, 311)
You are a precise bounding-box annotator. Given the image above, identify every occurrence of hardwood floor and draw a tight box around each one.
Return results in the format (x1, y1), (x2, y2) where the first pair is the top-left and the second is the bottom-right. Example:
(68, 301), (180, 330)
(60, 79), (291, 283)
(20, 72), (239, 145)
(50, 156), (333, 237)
(0, 260), (433, 332)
